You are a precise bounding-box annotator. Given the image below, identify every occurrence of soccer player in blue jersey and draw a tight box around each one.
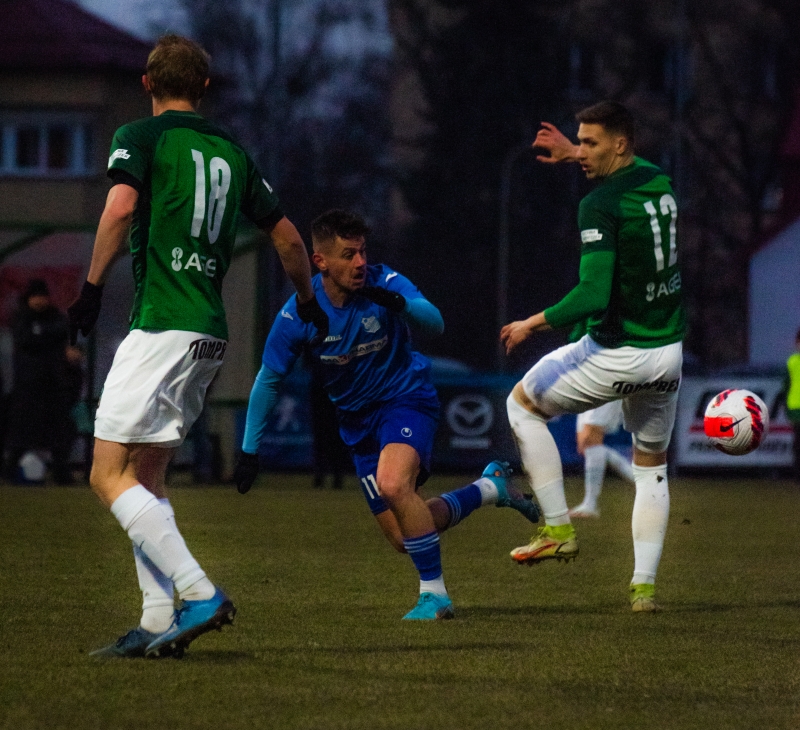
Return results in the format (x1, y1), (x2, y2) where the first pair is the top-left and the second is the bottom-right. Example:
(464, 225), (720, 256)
(235, 209), (540, 620)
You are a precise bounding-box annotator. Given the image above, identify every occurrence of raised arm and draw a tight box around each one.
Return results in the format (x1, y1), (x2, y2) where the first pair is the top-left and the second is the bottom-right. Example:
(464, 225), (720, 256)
(400, 297), (444, 337)
(358, 267), (445, 337)
(532, 122), (580, 164)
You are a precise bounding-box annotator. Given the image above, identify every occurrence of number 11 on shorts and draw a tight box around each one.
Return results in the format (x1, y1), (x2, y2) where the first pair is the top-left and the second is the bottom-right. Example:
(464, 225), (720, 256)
(361, 474), (380, 499)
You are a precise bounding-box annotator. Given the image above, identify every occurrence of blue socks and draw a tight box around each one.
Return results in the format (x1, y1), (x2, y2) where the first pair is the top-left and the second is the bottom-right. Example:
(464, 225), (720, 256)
(439, 484), (482, 528)
(403, 531), (442, 581)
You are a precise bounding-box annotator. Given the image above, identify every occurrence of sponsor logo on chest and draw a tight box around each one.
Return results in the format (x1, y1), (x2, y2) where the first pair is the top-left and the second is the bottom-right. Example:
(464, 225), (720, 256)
(320, 336), (388, 365)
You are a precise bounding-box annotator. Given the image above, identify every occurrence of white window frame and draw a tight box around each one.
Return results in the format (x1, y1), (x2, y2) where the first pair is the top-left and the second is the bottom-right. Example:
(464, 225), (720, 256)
(0, 111), (94, 178)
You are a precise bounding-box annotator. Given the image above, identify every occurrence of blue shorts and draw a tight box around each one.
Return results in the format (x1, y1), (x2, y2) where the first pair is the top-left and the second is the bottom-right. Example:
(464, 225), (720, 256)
(337, 387), (440, 515)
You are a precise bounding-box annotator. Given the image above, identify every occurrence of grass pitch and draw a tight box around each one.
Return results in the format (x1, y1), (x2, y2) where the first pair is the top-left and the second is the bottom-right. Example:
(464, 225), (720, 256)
(1, 474), (799, 730)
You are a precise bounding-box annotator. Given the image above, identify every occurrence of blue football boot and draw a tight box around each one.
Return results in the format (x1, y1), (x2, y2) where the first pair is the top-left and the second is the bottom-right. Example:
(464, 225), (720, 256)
(145, 587), (236, 658)
(402, 592), (455, 620)
(482, 460), (540, 524)
(90, 626), (180, 659)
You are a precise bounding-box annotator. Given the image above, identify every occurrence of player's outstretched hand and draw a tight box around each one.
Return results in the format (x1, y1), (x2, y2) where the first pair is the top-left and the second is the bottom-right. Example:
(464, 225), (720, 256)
(296, 295), (329, 347)
(67, 281), (104, 345)
(532, 122), (579, 164)
(500, 318), (535, 355)
(233, 451), (260, 494)
(357, 286), (406, 313)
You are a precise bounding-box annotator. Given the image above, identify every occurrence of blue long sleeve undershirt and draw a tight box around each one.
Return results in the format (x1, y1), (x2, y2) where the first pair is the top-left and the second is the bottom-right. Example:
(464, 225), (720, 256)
(400, 296), (444, 336)
(242, 365), (282, 454)
(241, 296), (443, 455)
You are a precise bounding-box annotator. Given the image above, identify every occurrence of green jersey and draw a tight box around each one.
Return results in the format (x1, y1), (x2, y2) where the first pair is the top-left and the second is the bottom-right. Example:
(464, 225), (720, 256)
(578, 157), (684, 348)
(107, 110), (281, 340)
(545, 157), (685, 349)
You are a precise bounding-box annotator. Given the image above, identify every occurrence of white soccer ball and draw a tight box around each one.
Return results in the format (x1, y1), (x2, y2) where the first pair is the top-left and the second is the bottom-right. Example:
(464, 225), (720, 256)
(703, 389), (769, 456)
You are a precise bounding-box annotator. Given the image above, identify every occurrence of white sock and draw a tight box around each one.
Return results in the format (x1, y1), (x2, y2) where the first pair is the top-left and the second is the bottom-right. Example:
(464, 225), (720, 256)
(631, 464), (670, 585)
(110, 485), (215, 602)
(606, 447), (635, 483)
(475, 477), (498, 505)
(507, 394), (570, 526)
(133, 498), (175, 633)
(134, 544), (175, 633)
(581, 445), (607, 510)
(420, 576), (447, 596)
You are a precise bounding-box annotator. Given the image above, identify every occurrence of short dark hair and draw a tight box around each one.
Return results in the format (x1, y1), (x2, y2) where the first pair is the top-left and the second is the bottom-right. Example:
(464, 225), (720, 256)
(24, 278), (49, 299)
(311, 210), (371, 250)
(146, 35), (210, 103)
(576, 101), (635, 147)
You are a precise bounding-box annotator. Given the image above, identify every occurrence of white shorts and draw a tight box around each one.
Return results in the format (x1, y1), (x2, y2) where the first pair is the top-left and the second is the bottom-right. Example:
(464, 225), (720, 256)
(95, 329), (226, 447)
(521, 335), (682, 452)
(576, 400), (624, 433)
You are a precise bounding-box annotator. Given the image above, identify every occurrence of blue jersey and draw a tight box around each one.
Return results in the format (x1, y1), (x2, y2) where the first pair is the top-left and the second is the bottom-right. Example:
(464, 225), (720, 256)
(262, 265), (435, 412)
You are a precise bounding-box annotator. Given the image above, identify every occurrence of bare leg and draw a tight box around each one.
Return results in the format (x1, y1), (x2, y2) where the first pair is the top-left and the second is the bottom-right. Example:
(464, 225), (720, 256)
(377, 443), (450, 606)
(90, 438), (174, 506)
(374, 495), (455, 553)
(92, 438), (215, 602)
(376, 442), (434, 539)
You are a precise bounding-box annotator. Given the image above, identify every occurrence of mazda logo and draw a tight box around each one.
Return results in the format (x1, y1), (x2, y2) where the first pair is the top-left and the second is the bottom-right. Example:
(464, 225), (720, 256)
(445, 395), (494, 436)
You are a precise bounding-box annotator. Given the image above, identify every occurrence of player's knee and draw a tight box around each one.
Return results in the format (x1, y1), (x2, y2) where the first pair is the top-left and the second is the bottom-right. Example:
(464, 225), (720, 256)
(632, 433), (670, 454)
(506, 389), (548, 427)
(377, 477), (412, 504)
(88, 458), (128, 502)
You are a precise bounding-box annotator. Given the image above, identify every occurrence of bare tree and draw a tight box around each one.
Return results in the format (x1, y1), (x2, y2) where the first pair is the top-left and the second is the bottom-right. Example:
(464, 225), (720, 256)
(181, 0), (393, 321)
(391, 0), (800, 368)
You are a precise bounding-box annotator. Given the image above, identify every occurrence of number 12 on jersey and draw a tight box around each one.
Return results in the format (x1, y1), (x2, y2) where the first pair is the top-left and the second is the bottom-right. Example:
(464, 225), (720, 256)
(191, 149), (231, 244)
(643, 194), (678, 272)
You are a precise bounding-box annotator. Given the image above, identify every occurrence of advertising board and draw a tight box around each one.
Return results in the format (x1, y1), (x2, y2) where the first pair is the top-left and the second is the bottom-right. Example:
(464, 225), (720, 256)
(673, 376), (791, 467)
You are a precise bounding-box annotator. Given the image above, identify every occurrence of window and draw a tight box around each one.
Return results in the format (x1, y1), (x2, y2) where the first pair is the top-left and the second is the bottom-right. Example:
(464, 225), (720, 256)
(0, 112), (93, 177)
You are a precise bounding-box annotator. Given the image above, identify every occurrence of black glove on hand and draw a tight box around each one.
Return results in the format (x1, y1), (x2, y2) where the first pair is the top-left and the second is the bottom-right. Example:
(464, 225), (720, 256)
(234, 451), (260, 494)
(296, 295), (329, 347)
(357, 286), (406, 314)
(67, 281), (104, 345)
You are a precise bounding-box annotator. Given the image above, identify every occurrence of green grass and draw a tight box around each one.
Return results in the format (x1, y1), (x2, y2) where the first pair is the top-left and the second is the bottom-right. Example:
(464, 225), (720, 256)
(2, 475), (800, 729)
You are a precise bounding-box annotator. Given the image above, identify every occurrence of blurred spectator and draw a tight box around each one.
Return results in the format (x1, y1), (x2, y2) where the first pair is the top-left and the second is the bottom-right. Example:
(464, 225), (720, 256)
(785, 328), (800, 482)
(5, 279), (83, 484)
(306, 351), (351, 489)
(185, 374), (220, 484)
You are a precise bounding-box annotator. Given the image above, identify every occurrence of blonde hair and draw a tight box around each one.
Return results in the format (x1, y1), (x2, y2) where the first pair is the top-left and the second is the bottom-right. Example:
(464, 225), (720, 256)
(146, 34), (210, 103)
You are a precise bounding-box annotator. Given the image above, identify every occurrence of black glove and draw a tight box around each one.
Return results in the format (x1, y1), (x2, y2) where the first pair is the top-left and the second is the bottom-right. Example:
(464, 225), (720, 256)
(296, 295), (329, 347)
(67, 281), (104, 345)
(357, 286), (406, 314)
(234, 451), (260, 494)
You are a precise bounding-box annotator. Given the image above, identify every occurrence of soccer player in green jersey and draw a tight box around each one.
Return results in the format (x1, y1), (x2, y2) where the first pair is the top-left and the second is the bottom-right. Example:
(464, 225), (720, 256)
(501, 101), (684, 612)
(68, 35), (328, 657)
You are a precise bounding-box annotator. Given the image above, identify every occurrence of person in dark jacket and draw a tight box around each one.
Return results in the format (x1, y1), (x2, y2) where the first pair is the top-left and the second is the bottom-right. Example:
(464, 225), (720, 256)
(6, 279), (81, 484)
